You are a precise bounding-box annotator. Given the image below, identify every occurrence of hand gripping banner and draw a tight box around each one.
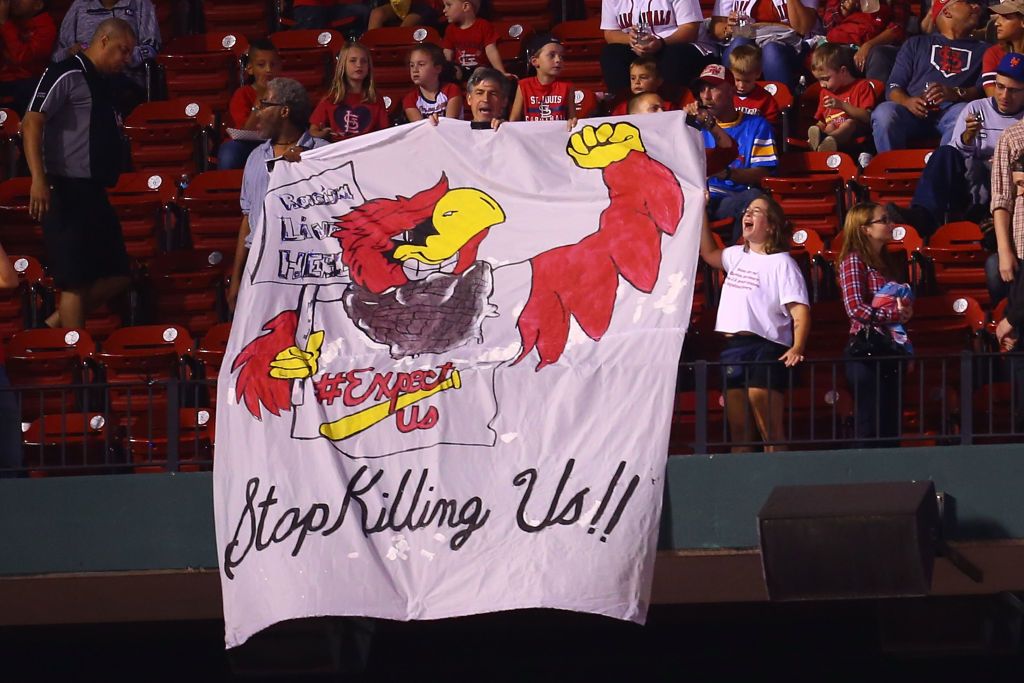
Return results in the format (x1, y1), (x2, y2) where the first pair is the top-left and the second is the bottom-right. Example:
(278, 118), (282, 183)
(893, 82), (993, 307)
(215, 114), (706, 648)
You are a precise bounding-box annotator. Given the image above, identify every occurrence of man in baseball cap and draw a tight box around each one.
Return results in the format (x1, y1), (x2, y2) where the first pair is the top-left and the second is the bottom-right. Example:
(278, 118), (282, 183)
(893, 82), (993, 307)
(690, 63), (776, 241)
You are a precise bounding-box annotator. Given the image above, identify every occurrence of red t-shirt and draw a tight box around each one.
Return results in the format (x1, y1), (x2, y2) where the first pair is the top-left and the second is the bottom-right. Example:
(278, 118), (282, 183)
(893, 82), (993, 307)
(0, 12), (57, 83)
(443, 19), (499, 69)
(825, 7), (892, 45)
(402, 82), (463, 118)
(983, 44), (1006, 88)
(734, 84), (781, 124)
(228, 85), (259, 129)
(310, 92), (390, 139)
(815, 78), (876, 127)
(518, 77), (574, 121)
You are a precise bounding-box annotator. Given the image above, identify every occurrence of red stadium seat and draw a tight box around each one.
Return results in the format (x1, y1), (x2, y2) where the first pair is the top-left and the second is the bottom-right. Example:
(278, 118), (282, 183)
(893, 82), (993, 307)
(195, 320), (231, 377)
(763, 151), (858, 241)
(124, 98), (216, 175)
(144, 250), (227, 336)
(493, 20), (534, 77)
(158, 33), (249, 112)
(5, 327), (96, 422)
(490, 0), (553, 32)
(269, 29), (346, 101)
(22, 412), (120, 476)
(180, 170), (244, 261)
(361, 26), (444, 91)
(200, 0), (272, 39)
(0, 178), (44, 262)
(917, 221), (989, 305)
(552, 19), (606, 93)
(0, 254), (44, 344)
(859, 149), (933, 209)
(575, 88), (599, 118)
(669, 389), (726, 454)
(94, 324), (193, 419)
(107, 173), (180, 260)
(0, 108), (21, 180)
(128, 407), (215, 473)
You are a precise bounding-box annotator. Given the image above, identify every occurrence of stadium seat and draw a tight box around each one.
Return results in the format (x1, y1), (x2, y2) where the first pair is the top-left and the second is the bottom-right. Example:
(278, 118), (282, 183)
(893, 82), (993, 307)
(128, 407), (215, 473)
(759, 80), (793, 139)
(493, 20), (534, 77)
(94, 324), (194, 420)
(200, 0), (273, 38)
(0, 108), (21, 179)
(195, 320), (231, 377)
(857, 149), (933, 209)
(0, 255), (44, 344)
(107, 173), (180, 260)
(361, 26), (444, 91)
(551, 19), (606, 92)
(144, 250), (227, 336)
(157, 32), (249, 112)
(763, 151), (858, 241)
(22, 412), (121, 476)
(490, 0), (553, 32)
(814, 224), (921, 302)
(0, 178), (44, 262)
(269, 29), (345, 101)
(180, 169), (244, 260)
(124, 98), (216, 176)
(5, 327), (96, 422)
(575, 88), (598, 118)
(916, 221), (989, 305)
(669, 388), (726, 454)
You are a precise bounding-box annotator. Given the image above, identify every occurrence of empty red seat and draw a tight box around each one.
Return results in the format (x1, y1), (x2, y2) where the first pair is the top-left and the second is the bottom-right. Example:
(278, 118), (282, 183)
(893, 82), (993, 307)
(180, 170), (244, 261)
(128, 407), (215, 473)
(859, 149), (933, 209)
(158, 32), (248, 112)
(269, 29), (345, 101)
(362, 26), (444, 90)
(0, 178), (44, 262)
(200, 0), (272, 39)
(917, 221), (990, 306)
(23, 412), (120, 476)
(0, 254), (44, 344)
(145, 250), (227, 336)
(94, 324), (193, 419)
(124, 98), (216, 175)
(552, 19), (605, 92)
(107, 173), (180, 260)
(5, 327), (96, 422)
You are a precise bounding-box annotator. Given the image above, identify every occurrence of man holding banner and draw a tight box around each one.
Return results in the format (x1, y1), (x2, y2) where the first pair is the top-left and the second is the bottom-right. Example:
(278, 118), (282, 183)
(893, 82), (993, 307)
(216, 109), (706, 648)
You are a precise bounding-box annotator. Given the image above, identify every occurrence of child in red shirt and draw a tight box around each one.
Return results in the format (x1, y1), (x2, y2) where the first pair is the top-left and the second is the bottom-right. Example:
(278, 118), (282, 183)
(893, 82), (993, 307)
(218, 38), (283, 169)
(441, 0), (504, 80)
(0, 0), (56, 115)
(728, 44), (781, 125)
(808, 43), (877, 153)
(610, 57), (678, 116)
(403, 42), (464, 121)
(511, 35), (576, 123)
(310, 41), (389, 141)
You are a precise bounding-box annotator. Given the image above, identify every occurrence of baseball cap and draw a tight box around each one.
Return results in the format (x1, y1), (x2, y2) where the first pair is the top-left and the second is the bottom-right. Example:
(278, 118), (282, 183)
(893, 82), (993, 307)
(997, 52), (1024, 81)
(526, 34), (561, 58)
(696, 63), (735, 86)
(989, 0), (1024, 14)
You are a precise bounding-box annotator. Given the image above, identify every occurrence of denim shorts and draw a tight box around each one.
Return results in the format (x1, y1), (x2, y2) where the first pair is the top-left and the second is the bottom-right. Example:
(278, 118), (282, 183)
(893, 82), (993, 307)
(719, 335), (791, 391)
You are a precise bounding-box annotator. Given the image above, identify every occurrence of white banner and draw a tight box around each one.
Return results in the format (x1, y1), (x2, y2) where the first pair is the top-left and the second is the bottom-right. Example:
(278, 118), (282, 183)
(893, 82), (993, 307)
(214, 114), (706, 648)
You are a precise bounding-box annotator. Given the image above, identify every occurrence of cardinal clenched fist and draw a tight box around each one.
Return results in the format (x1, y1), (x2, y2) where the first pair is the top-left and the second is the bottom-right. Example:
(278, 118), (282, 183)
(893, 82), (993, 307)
(567, 122), (646, 169)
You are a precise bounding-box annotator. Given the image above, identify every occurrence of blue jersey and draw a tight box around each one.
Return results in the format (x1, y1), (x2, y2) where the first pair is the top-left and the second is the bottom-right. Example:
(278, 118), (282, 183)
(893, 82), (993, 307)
(887, 34), (986, 108)
(703, 112), (777, 195)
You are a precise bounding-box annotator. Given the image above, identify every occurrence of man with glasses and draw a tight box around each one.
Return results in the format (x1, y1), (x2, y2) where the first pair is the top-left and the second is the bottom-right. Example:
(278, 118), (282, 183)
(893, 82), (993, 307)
(871, 0), (986, 152)
(228, 77), (328, 310)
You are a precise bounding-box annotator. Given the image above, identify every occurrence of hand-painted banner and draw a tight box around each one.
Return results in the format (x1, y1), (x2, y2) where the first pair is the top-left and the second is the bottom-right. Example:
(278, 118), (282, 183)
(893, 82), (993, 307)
(214, 114), (706, 648)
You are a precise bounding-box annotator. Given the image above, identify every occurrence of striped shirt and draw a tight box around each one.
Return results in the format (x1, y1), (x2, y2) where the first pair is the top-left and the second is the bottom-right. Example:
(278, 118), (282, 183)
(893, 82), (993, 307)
(990, 118), (1024, 260)
(703, 112), (777, 195)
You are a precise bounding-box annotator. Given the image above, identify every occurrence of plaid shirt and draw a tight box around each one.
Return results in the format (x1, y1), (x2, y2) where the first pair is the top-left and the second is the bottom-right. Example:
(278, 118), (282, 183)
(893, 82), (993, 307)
(990, 118), (1024, 260)
(839, 252), (898, 334)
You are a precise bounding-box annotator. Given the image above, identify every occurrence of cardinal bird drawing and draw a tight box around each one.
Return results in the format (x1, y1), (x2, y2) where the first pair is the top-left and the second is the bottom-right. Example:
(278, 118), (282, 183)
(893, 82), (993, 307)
(230, 122), (685, 455)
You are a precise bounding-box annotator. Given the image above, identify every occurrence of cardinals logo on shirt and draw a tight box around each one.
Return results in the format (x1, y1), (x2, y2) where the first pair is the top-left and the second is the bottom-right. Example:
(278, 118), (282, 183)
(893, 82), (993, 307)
(930, 45), (972, 79)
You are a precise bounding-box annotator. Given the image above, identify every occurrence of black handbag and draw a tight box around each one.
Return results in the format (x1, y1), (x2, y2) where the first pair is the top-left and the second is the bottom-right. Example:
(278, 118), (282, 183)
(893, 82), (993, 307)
(845, 309), (908, 358)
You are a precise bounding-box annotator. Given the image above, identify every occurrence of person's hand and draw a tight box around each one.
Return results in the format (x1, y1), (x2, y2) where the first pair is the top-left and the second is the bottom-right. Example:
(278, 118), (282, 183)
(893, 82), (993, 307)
(282, 145), (304, 162)
(690, 107), (717, 129)
(779, 346), (805, 367)
(897, 298), (913, 324)
(490, 118), (505, 130)
(999, 249), (1019, 282)
(924, 82), (952, 106)
(566, 117), (578, 131)
(428, 113), (440, 126)
(226, 277), (239, 312)
(315, 127), (336, 141)
(962, 111), (981, 144)
(997, 317), (1018, 351)
(683, 101), (699, 116)
(854, 42), (872, 71)
(29, 177), (49, 221)
(823, 95), (847, 112)
(902, 96), (929, 118)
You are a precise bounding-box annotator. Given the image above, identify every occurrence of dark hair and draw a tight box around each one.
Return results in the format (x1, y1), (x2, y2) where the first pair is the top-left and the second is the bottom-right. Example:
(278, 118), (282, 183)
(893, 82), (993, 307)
(467, 67), (508, 97)
(408, 43), (456, 84)
(248, 38), (279, 56)
(744, 194), (791, 255)
(626, 91), (660, 113)
(811, 42), (857, 74)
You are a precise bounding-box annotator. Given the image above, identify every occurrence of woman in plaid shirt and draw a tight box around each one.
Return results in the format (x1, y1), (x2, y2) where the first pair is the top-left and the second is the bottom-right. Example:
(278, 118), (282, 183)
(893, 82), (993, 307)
(837, 201), (914, 447)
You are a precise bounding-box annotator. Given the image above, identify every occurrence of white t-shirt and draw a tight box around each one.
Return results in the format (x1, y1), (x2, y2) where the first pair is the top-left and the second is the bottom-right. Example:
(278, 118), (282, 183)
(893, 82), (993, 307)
(715, 245), (809, 346)
(600, 0), (703, 40)
(711, 0), (818, 24)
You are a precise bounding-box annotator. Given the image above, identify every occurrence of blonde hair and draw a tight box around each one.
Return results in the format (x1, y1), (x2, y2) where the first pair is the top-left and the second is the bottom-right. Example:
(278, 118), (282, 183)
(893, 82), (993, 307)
(837, 202), (898, 277)
(728, 44), (762, 76)
(811, 42), (857, 74)
(329, 42), (378, 104)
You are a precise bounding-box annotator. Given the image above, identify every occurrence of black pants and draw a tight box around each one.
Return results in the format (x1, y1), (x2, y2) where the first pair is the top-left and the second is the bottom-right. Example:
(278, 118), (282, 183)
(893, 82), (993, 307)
(600, 42), (712, 102)
(844, 346), (904, 448)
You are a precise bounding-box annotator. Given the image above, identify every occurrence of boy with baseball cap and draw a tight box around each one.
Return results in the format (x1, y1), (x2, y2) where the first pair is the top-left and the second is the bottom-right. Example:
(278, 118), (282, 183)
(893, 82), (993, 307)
(510, 34), (576, 123)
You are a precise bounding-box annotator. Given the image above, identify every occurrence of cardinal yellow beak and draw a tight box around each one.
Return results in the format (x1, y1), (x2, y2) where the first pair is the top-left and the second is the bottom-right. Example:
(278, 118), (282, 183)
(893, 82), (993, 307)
(392, 188), (505, 265)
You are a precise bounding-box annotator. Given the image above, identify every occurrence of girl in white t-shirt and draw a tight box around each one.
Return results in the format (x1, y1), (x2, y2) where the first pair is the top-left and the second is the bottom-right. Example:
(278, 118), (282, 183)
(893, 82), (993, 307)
(699, 195), (811, 451)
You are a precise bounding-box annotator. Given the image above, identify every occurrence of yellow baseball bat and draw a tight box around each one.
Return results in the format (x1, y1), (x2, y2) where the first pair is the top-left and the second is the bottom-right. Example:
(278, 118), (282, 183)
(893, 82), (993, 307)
(319, 370), (462, 441)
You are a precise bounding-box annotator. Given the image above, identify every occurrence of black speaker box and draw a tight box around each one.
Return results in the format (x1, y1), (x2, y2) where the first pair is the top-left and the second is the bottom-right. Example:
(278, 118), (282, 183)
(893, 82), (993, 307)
(758, 481), (940, 601)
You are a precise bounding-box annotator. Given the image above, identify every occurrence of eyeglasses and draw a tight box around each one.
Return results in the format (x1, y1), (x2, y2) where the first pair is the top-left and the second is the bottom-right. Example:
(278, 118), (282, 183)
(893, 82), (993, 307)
(865, 216), (894, 226)
(257, 100), (285, 110)
(742, 207), (767, 217)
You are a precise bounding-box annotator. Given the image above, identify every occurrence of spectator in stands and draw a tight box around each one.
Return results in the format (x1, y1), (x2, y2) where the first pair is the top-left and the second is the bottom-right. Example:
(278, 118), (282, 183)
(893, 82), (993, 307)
(838, 202), (914, 448)
(52, 0), (160, 113)
(609, 57), (692, 115)
(403, 42), (463, 121)
(686, 63), (777, 241)
(511, 34), (576, 122)
(310, 41), (389, 142)
(23, 18), (135, 329)
(890, 52), (1024, 240)
(0, 239), (21, 477)
(870, 0), (985, 152)
(988, 103), (1024, 305)
(0, 0), (57, 115)
(714, 0), (823, 93)
(228, 77), (328, 310)
(983, 1), (1024, 98)
(218, 38), (282, 171)
(464, 66), (506, 128)
(631, 91), (739, 175)
(823, 0), (910, 82)
(699, 197), (810, 452)
(600, 0), (713, 102)
(441, 0), (505, 81)
(807, 43), (876, 153)
(369, 0), (441, 32)
(291, 0), (371, 35)
(728, 43), (781, 125)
